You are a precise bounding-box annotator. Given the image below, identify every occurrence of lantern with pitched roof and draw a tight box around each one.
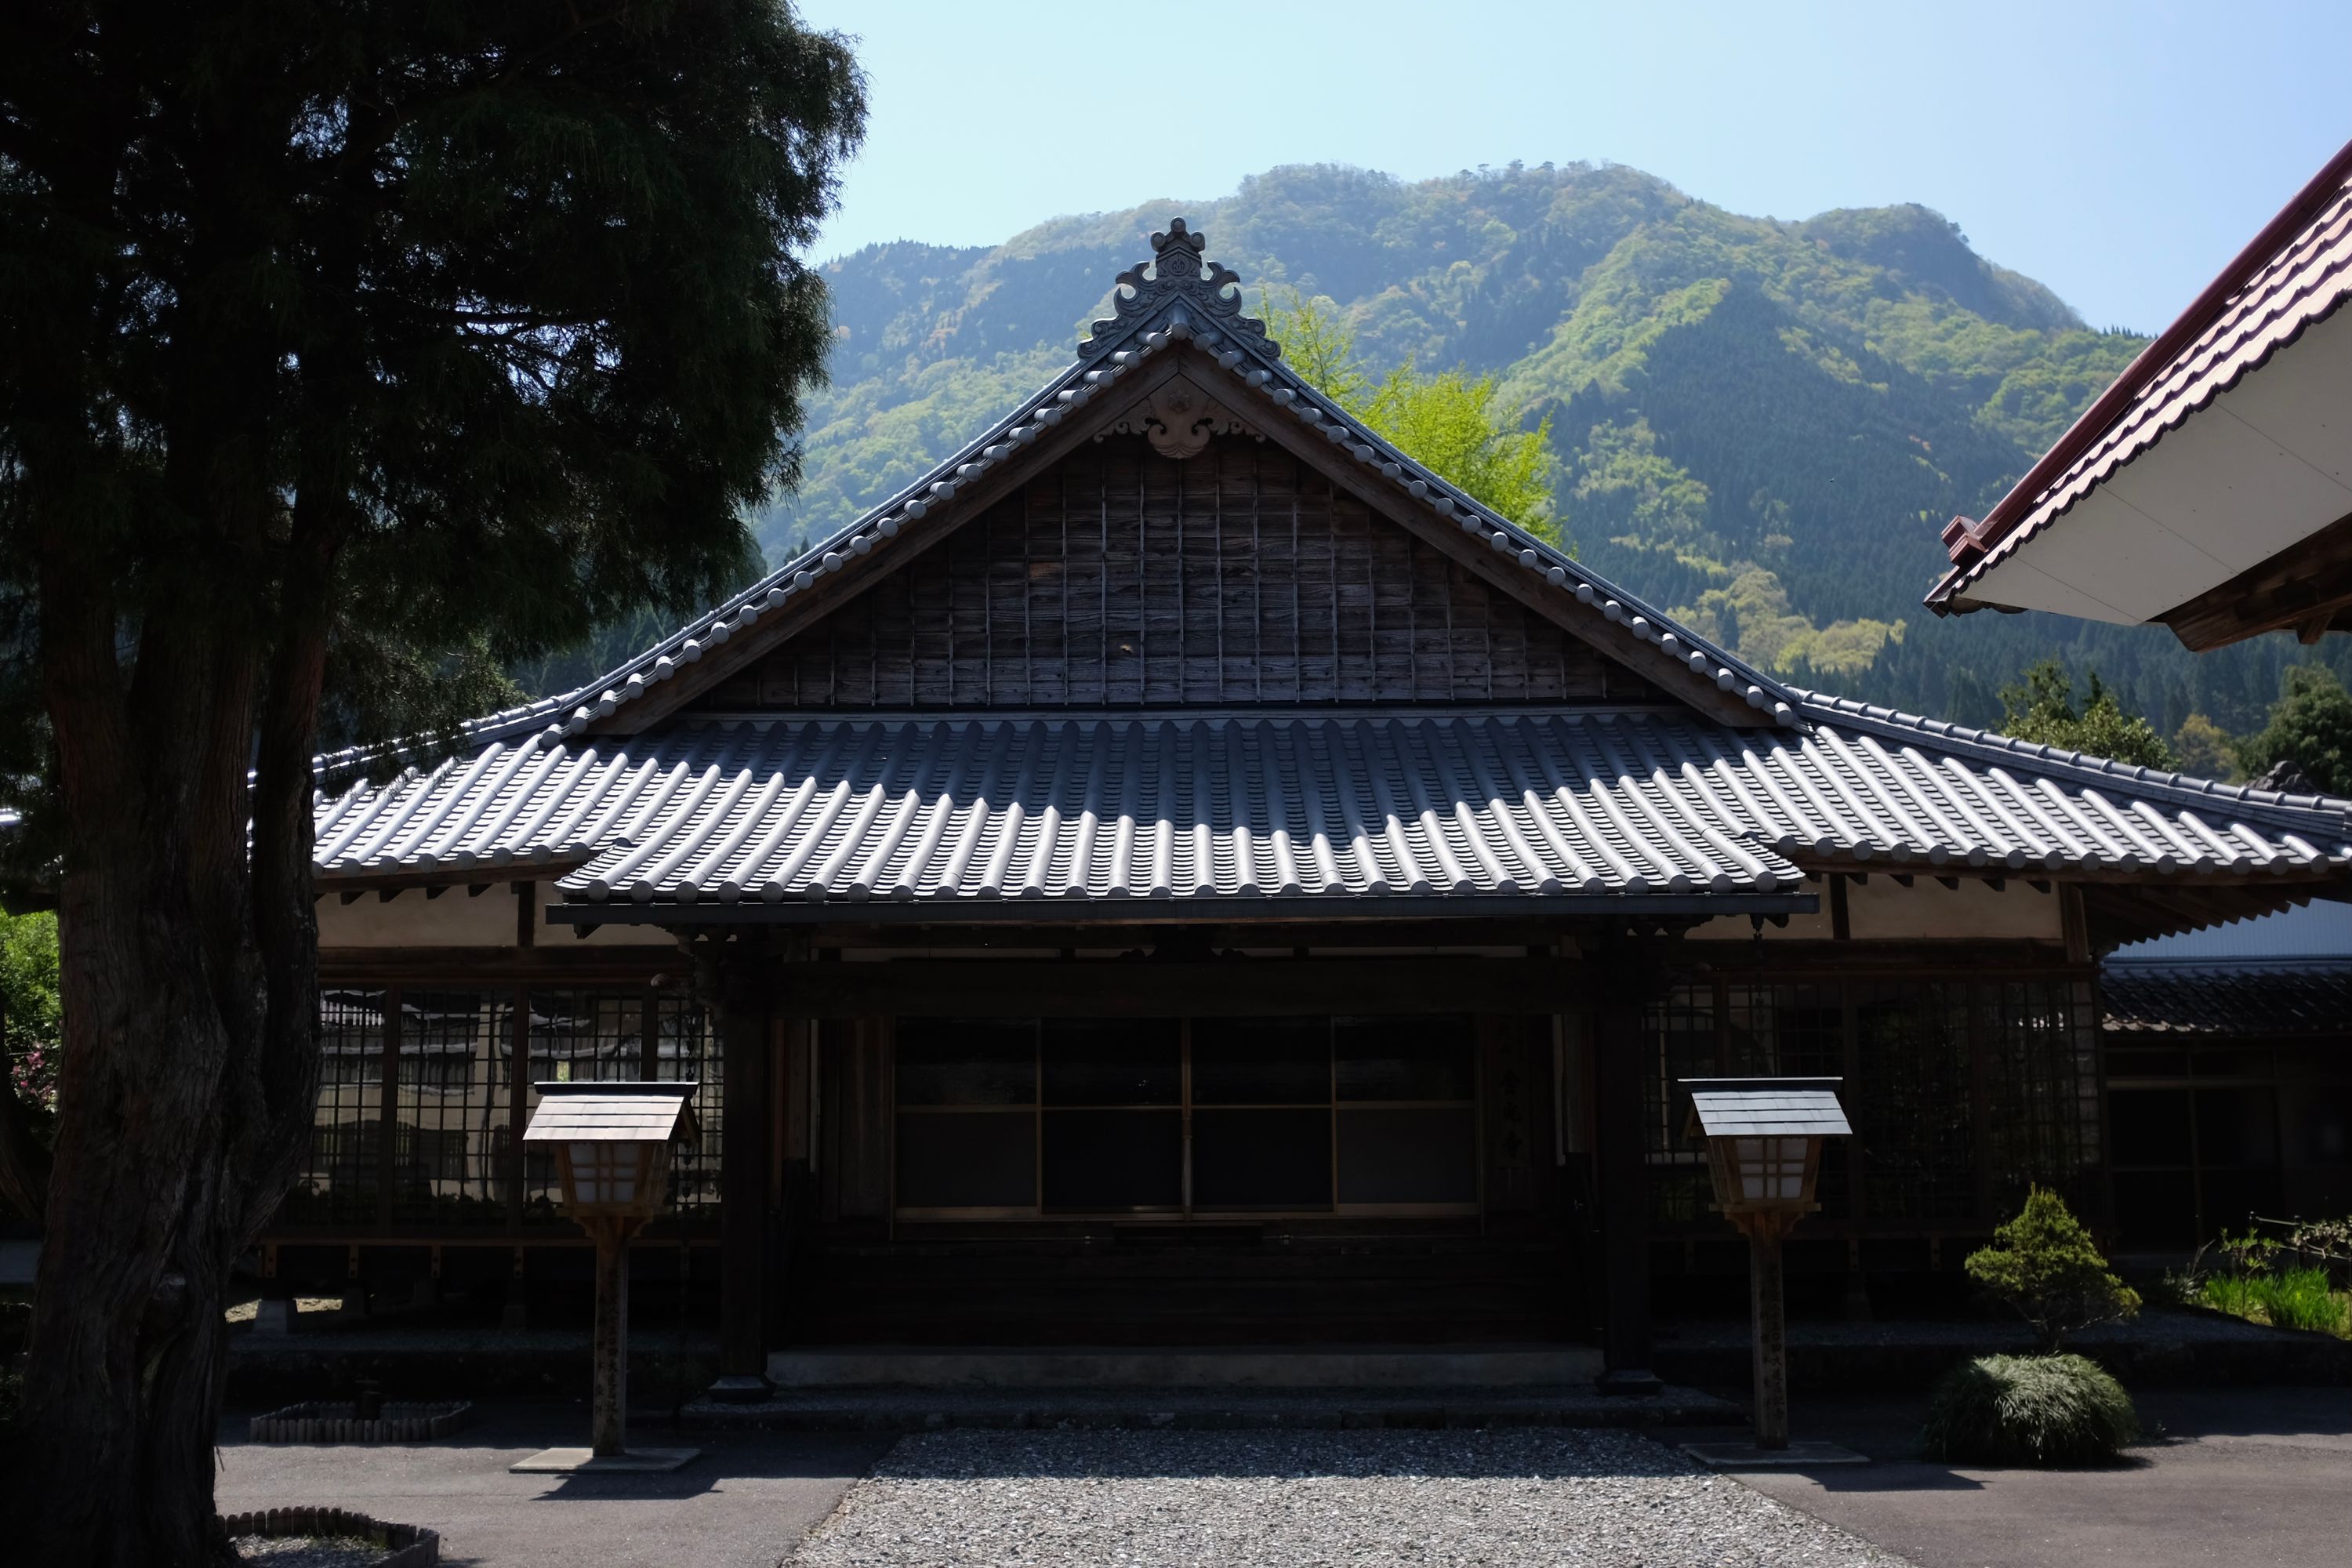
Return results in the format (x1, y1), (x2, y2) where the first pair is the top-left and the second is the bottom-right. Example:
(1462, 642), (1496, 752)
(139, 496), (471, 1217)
(515, 1081), (699, 1470)
(1682, 1077), (1852, 1454)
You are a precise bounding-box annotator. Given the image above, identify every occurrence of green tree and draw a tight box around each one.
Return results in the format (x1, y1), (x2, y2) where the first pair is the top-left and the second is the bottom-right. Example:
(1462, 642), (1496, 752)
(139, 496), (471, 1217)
(2237, 666), (2352, 796)
(0, 6), (864, 1559)
(1261, 290), (1559, 541)
(1965, 1186), (2142, 1352)
(0, 909), (59, 1218)
(1998, 661), (2176, 769)
(2169, 713), (2240, 782)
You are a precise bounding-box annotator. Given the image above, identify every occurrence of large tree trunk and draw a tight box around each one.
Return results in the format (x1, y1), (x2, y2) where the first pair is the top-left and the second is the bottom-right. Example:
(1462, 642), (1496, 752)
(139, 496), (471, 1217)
(4, 344), (330, 1561)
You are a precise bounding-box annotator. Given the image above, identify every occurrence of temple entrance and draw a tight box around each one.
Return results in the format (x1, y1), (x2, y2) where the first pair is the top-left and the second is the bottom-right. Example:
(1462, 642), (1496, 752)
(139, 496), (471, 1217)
(782, 1007), (1583, 1346)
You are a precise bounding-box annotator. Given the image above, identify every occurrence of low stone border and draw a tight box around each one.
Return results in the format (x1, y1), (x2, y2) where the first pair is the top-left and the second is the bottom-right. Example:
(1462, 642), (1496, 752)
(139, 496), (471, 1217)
(248, 1400), (474, 1444)
(219, 1507), (438, 1567)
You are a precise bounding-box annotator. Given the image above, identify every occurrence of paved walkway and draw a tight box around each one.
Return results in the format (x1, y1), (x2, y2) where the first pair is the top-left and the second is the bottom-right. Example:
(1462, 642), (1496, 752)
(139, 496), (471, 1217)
(216, 1405), (885, 1568)
(1686, 1385), (2352, 1568)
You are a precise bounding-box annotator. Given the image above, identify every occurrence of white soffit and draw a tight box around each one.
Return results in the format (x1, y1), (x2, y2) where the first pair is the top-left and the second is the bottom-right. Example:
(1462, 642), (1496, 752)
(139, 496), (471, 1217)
(1986, 305), (2352, 622)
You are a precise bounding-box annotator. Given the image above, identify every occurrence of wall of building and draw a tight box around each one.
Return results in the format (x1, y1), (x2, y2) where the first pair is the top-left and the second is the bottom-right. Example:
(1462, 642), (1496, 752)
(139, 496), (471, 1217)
(1686, 874), (2062, 943)
(316, 881), (674, 948)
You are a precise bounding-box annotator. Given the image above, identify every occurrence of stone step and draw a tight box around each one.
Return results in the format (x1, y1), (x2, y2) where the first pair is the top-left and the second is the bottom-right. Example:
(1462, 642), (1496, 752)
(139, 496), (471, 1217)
(765, 1343), (1605, 1389)
(684, 1383), (1734, 1434)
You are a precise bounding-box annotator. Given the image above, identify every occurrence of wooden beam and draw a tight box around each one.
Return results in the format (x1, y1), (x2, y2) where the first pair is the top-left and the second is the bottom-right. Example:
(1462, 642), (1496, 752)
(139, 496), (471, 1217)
(2160, 505), (2352, 652)
(318, 946), (687, 985)
(753, 957), (1592, 1018)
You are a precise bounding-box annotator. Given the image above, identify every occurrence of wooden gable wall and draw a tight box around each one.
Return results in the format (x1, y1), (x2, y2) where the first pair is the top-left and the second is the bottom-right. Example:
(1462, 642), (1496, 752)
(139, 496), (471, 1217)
(695, 435), (1664, 711)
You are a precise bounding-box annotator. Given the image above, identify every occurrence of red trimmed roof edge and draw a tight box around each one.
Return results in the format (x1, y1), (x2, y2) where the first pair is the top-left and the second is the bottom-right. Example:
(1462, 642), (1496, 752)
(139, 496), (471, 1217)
(1929, 135), (2352, 604)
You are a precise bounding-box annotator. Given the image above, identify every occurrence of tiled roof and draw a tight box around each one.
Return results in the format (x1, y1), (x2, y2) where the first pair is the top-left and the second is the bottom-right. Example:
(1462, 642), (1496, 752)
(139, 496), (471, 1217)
(1685, 1079), (1853, 1138)
(1931, 140), (2352, 607)
(437, 223), (1798, 757)
(2100, 960), (2352, 1036)
(309, 702), (2352, 912)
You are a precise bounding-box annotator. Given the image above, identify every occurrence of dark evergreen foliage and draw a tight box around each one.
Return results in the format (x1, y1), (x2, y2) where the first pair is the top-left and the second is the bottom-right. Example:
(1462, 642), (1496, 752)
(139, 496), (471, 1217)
(0, 4), (863, 1559)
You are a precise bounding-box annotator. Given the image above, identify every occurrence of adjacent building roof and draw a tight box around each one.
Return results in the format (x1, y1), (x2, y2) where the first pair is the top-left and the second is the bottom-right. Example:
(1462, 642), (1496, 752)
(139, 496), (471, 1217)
(2100, 960), (2352, 1036)
(1927, 139), (2352, 641)
(521, 1082), (699, 1144)
(1682, 1078), (1853, 1138)
(310, 701), (2352, 917)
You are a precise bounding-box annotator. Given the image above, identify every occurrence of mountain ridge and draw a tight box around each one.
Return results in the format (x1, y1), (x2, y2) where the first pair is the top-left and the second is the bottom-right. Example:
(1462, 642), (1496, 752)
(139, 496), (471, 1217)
(720, 159), (2348, 742)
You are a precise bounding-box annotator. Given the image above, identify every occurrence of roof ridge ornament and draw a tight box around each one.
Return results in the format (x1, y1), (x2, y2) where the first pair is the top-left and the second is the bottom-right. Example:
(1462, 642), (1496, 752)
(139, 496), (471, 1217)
(1080, 218), (1272, 361)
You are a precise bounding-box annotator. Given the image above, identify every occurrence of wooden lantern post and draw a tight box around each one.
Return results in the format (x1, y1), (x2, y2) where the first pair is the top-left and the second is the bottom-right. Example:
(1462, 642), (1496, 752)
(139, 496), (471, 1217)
(1680, 1078), (1851, 1451)
(514, 1082), (699, 1472)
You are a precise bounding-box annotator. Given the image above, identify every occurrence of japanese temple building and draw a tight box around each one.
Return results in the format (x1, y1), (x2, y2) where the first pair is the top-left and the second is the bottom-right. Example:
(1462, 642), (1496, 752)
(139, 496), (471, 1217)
(285, 223), (2352, 1390)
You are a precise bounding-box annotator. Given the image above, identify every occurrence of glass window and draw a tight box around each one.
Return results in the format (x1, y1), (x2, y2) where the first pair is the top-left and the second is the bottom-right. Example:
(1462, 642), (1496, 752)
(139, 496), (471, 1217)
(897, 1018), (1037, 1105)
(1334, 1016), (1473, 1101)
(1192, 1108), (1332, 1210)
(1191, 1018), (1330, 1104)
(1043, 1018), (1181, 1105)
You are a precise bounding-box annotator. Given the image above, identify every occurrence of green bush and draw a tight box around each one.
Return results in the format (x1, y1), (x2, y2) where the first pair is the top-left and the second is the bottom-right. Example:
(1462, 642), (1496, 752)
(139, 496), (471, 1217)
(1921, 1353), (2140, 1466)
(1965, 1187), (2141, 1350)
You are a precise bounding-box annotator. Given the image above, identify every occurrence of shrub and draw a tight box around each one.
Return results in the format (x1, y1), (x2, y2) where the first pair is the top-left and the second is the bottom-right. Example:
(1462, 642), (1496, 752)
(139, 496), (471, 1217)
(1965, 1187), (2141, 1351)
(1921, 1353), (2140, 1466)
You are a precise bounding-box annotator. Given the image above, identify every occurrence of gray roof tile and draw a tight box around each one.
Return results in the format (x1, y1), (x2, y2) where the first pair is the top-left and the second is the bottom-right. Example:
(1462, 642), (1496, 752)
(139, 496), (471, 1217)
(310, 709), (2352, 906)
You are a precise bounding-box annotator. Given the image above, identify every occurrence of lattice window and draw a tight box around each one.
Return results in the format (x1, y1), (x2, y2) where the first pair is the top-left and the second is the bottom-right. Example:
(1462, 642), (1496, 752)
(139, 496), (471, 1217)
(657, 996), (720, 1215)
(284, 989), (387, 1225)
(1723, 984), (1855, 1219)
(392, 989), (514, 1226)
(1977, 979), (2100, 1213)
(1644, 983), (1718, 1222)
(1852, 984), (1976, 1222)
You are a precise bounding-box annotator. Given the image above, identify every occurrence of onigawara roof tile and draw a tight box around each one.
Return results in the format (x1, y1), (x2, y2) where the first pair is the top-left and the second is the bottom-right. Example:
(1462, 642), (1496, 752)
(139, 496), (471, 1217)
(2100, 959), (2352, 1036)
(309, 705), (2352, 912)
(1931, 140), (2352, 607)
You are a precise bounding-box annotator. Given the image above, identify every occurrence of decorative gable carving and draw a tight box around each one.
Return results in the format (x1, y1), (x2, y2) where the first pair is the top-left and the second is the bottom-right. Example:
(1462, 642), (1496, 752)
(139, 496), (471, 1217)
(1100, 374), (1260, 459)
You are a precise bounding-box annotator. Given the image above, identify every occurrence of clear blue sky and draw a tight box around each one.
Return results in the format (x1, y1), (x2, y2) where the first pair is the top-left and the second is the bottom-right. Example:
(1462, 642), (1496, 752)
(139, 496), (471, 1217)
(794, 0), (2350, 335)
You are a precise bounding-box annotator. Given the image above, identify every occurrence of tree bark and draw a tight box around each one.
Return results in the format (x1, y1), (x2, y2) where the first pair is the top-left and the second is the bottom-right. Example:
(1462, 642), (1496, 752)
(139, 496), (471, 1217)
(4, 304), (332, 1566)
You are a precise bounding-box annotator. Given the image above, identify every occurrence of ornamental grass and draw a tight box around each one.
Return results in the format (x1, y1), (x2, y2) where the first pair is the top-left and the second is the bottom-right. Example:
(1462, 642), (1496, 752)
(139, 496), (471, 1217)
(1921, 1353), (2140, 1467)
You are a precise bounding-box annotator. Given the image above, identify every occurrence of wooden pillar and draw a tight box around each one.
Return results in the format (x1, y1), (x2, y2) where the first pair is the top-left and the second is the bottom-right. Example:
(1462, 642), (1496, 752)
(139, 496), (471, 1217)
(1591, 931), (1663, 1391)
(706, 939), (775, 1398)
(589, 1215), (644, 1456)
(1748, 1224), (1788, 1448)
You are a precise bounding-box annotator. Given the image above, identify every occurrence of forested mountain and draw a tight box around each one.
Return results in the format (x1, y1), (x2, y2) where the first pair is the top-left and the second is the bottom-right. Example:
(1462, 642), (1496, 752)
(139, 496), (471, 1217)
(720, 161), (2350, 742)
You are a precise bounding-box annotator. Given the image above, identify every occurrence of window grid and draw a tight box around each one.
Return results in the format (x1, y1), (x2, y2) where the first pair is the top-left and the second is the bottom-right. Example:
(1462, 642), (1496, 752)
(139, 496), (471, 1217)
(285, 989), (388, 1226)
(279, 983), (722, 1232)
(1647, 978), (2100, 1230)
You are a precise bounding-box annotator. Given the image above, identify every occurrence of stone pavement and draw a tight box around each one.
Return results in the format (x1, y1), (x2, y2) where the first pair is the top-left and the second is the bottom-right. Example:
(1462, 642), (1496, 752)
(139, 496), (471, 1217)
(1680, 1385), (2352, 1568)
(216, 1403), (887, 1568)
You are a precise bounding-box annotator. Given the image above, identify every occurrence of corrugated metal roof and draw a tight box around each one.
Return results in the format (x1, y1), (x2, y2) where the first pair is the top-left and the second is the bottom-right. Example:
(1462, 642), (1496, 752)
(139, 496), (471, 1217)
(2100, 961), (2352, 1036)
(1932, 145), (2352, 608)
(1684, 1078), (1853, 1138)
(521, 1083), (699, 1143)
(309, 706), (2352, 909)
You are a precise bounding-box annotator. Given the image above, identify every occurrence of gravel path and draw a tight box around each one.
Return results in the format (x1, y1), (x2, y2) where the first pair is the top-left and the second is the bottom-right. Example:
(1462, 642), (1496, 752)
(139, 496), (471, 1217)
(789, 1428), (1912, 1567)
